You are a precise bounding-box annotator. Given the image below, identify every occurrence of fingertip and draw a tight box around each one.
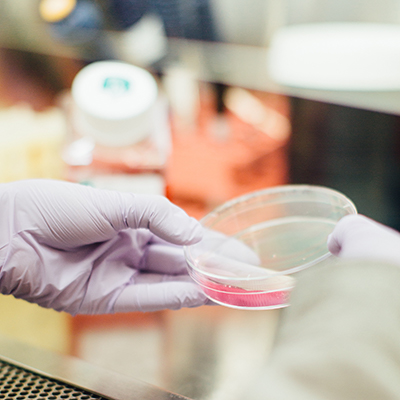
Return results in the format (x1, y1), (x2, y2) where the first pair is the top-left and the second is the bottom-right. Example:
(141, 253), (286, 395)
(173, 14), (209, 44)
(128, 194), (204, 245)
(327, 232), (341, 255)
(166, 208), (204, 245)
(184, 218), (204, 245)
(328, 214), (369, 256)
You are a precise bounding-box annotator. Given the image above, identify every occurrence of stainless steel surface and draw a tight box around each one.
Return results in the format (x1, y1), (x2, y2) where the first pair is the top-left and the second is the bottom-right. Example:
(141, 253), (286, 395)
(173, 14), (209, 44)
(0, 334), (193, 400)
(73, 307), (280, 400)
(161, 307), (280, 400)
(0, 305), (281, 400)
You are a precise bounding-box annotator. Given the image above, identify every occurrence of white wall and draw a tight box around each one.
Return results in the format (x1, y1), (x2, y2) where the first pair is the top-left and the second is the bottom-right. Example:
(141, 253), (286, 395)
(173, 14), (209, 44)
(211, 0), (275, 46)
(285, 0), (400, 24)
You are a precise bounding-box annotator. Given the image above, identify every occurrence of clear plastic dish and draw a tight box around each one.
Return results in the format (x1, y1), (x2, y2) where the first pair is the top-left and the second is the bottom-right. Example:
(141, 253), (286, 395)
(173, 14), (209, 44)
(184, 185), (357, 310)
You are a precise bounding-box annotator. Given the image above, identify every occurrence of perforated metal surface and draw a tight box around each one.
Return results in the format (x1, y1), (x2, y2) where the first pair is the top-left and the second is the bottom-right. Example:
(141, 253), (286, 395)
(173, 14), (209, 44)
(0, 360), (105, 399)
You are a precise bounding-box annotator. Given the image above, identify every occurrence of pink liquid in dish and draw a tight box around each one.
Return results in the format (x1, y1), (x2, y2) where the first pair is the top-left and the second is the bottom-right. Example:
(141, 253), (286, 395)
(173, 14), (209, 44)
(202, 280), (292, 309)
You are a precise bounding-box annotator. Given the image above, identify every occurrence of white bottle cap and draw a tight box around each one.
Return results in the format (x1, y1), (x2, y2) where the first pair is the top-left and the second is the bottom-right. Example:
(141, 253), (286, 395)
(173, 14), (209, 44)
(71, 61), (158, 146)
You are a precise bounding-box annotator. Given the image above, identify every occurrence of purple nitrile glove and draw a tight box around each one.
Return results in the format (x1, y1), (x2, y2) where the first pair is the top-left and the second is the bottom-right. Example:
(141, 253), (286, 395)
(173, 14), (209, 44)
(0, 179), (208, 315)
(328, 214), (400, 267)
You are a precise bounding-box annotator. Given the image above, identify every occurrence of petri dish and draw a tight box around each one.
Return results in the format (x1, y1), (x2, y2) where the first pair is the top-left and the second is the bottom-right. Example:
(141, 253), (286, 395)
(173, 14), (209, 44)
(184, 185), (357, 310)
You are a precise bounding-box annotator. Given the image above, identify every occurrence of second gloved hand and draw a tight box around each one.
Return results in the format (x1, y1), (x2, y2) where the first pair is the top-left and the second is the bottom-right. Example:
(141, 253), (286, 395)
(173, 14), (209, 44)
(0, 179), (208, 315)
(328, 214), (400, 266)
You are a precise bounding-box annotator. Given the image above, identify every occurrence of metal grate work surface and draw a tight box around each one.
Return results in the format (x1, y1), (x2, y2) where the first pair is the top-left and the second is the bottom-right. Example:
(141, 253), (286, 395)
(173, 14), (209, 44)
(0, 360), (105, 400)
(0, 335), (192, 400)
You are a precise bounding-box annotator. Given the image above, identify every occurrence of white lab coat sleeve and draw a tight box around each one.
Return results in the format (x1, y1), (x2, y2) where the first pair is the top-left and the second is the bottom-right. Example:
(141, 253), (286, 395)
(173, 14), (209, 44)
(242, 260), (400, 400)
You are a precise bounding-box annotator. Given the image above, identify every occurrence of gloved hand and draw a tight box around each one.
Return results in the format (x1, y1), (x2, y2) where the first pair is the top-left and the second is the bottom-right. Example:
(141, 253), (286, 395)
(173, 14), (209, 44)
(328, 214), (400, 266)
(0, 179), (208, 315)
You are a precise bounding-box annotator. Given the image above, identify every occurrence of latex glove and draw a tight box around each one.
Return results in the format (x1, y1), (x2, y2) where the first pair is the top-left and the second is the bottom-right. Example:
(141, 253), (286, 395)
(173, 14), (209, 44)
(328, 214), (400, 266)
(0, 179), (208, 315)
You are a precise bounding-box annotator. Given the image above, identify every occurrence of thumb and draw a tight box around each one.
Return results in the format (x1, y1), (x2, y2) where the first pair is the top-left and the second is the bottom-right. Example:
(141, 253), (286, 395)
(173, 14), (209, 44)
(327, 231), (342, 256)
(327, 214), (400, 266)
(328, 214), (374, 257)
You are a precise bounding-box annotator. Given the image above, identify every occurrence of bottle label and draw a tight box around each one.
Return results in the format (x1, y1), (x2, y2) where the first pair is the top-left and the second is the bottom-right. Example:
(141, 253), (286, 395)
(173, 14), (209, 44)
(103, 77), (130, 96)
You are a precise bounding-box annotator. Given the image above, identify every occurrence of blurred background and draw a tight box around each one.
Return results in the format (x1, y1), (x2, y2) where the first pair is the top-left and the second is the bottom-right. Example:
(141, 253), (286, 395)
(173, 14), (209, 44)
(1, 1), (400, 399)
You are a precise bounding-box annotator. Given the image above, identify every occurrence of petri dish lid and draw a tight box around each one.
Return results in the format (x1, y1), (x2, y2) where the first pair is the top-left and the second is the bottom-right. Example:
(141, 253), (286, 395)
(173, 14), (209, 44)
(186, 185), (357, 280)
